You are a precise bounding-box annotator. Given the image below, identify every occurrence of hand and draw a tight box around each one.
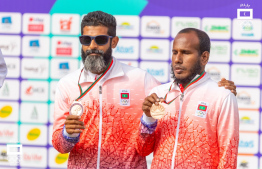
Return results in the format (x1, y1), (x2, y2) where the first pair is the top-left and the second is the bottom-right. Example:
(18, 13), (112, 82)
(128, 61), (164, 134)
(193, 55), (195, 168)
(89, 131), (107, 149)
(65, 115), (85, 135)
(142, 93), (165, 117)
(218, 78), (237, 96)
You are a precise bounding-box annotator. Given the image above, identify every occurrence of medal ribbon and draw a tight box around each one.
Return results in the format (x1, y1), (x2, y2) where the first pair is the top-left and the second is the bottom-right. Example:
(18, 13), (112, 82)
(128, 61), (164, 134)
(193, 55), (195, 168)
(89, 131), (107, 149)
(76, 59), (114, 101)
(164, 71), (206, 105)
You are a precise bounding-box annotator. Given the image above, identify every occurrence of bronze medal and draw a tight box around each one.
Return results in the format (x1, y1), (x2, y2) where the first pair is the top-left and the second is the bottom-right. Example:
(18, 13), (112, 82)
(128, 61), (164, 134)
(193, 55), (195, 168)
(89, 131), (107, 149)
(150, 102), (166, 119)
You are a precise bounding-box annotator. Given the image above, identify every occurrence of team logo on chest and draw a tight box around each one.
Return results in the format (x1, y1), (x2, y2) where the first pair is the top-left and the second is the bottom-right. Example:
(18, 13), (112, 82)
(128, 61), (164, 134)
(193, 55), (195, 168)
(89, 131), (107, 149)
(119, 89), (130, 106)
(195, 101), (209, 118)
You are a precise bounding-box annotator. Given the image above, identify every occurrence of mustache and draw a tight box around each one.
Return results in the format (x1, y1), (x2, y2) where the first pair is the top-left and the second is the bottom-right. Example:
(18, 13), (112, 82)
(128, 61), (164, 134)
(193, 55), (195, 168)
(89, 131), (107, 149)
(85, 49), (104, 55)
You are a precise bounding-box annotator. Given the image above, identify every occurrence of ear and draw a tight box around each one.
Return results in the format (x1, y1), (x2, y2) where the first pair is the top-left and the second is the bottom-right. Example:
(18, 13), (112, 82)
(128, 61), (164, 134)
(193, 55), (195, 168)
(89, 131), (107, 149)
(111, 36), (119, 48)
(200, 51), (209, 66)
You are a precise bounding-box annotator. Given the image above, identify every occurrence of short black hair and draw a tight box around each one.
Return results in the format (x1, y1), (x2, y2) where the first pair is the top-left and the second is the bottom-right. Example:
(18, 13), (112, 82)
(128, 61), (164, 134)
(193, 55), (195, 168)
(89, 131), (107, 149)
(81, 11), (116, 36)
(178, 28), (210, 55)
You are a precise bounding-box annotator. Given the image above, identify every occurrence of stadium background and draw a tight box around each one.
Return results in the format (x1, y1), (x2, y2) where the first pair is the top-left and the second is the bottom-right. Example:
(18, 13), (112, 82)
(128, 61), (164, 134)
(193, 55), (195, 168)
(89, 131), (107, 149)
(0, 0), (262, 168)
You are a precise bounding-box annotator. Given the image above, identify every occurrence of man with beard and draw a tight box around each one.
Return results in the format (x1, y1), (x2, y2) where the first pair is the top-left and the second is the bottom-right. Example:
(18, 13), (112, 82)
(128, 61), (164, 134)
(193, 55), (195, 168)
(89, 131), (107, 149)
(52, 11), (237, 169)
(136, 28), (239, 168)
(52, 11), (160, 169)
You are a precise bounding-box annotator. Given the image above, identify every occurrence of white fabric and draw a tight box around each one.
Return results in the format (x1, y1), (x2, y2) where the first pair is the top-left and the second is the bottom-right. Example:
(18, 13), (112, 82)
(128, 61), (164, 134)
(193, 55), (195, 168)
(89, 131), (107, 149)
(63, 57), (160, 137)
(143, 113), (157, 123)
(0, 49), (7, 88)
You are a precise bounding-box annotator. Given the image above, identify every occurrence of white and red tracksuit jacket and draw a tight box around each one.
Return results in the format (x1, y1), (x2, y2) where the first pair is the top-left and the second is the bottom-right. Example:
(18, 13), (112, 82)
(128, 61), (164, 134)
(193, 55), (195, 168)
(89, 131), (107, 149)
(136, 72), (239, 169)
(52, 57), (160, 168)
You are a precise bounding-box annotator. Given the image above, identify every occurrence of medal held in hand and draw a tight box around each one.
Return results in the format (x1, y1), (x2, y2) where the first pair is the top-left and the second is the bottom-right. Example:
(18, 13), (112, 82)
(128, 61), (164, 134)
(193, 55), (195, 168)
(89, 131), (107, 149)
(150, 102), (166, 119)
(69, 101), (83, 116)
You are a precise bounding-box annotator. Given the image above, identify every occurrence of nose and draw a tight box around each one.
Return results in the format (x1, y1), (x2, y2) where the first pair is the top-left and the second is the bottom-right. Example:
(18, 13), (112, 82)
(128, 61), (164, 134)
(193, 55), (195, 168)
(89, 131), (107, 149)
(89, 39), (98, 49)
(173, 52), (183, 64)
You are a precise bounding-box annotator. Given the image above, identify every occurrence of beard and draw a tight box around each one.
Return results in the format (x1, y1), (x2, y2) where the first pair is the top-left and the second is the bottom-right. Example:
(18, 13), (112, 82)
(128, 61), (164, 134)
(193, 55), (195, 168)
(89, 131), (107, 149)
(171, 59), (202, 85)
(81, 46), (112, 74)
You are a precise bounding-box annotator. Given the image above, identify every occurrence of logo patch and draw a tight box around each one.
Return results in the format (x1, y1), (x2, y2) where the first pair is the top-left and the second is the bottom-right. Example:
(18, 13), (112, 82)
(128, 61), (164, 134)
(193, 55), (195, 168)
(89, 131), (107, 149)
(195, 101), (209, 118)
(119, 89), (130, 106)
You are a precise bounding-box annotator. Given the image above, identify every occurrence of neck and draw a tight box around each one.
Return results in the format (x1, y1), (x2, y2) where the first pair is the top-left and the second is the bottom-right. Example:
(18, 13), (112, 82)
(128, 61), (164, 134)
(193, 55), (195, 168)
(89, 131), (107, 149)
(177, 70), (205, 88)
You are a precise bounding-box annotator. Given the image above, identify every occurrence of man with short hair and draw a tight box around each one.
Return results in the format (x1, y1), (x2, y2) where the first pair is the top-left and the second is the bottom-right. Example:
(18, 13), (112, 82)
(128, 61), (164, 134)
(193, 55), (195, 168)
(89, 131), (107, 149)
(52, 11), (237, 169)
(136, 28), (239, 169)
(52, 11), (160, 169)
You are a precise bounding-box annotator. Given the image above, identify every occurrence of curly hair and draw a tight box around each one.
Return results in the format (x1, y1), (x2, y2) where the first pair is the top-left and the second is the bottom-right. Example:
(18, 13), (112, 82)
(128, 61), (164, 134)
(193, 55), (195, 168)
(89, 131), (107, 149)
(81, 11), (116, 36)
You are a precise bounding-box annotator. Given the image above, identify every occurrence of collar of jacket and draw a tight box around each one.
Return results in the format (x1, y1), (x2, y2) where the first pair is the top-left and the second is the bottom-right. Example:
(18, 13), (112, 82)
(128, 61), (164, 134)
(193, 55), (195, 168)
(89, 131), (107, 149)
(78, 57), (124, 84)
(170, 72), (210, 93)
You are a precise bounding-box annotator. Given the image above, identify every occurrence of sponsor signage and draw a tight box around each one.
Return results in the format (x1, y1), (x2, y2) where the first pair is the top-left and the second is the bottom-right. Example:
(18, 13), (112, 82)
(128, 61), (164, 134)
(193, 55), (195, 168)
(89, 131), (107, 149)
(141, 16), (170, 37)
(48, 147), (68, 168)
(20, 147), (47, 167)
(237, 155), (258, 169)
(231, 64), (260, 86)
(115, 15), (140, 37)
(141, 39), (169, 61)
(51, 37), (79, 57)
(20, 103), (48, 123)
(140, 61), (169, 83)
(20, 124), (47, 146)
(50, 58), (79, 79)
(0, 12), (21, 33)
(239, 110), (259, 131)
(4, 57), (20, 78)
(171, 17), (201, 37)
(233, 19), (261, 40)
(205, 64), (229, 82)
(0, 80), (20, 100)
(209, 41), (231, 62)
(232, 42), (261, 63)
(113, 38), (139, 59)
(22, 36), (50, 57)
(21, 58), (49, 79)
(0, 124), (18, 144)
(202, 17), (231, 39)
(22, 13), (50, 34)
(239, 133), (258, 154)
(52, 14), (80, 35)
(0, 102), (19, 122)
(0, 35), (21, 56)
(236, 87), (260, 109)
(21, 81), (48, 101)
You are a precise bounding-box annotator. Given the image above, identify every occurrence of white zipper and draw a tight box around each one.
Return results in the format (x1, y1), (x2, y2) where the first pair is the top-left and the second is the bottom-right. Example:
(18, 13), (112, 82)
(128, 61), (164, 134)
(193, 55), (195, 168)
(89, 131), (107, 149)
(171, 92), (184, 169)
(97, 85), (103, 169)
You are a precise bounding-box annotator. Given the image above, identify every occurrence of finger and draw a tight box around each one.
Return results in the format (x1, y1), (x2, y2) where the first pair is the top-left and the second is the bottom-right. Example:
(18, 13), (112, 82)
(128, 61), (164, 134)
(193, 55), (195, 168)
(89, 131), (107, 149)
(142, 105), (152, 114)
(150, 93), (160, 105)
(66, 115), (81, 120)
(65, 119), (84, 126)
(66, 124), (85, 130)
(224, 85), (236, 90)
(143, 99), (154, 108)
(145, 95), (158, 105)
(159, 97), (165, 103)
(66, 129), (83, 134)
(232, 90), (237, 96)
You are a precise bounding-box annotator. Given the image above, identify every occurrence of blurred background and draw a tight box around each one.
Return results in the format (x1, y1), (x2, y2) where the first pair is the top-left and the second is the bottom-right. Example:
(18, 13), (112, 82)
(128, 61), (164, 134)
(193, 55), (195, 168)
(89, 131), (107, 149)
(0, 0), (262, 168)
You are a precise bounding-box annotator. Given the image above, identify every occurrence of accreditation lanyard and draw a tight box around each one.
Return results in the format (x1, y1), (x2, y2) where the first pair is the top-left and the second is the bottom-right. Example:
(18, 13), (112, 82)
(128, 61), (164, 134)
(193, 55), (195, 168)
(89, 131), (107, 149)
(163, 71), (206, 105)
(75, 59), (114, 101)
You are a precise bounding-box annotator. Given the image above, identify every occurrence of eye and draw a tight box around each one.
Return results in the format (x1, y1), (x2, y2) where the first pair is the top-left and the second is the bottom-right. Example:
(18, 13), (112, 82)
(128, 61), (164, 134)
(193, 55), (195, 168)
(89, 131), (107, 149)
(172, 51), (178, 55)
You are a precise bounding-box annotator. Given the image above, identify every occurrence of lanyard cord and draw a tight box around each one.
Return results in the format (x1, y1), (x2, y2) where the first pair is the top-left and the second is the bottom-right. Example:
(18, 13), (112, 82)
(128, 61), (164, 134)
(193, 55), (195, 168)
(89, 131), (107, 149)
(76, 59), (114, 101)
(164, 71), (206, 105)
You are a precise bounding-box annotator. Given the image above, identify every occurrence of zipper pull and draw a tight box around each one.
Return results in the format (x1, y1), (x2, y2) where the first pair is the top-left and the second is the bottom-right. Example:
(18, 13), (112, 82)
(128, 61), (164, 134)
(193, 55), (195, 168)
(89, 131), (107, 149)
(180, 93), (184, 101)
(99, 85), (102, 94)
